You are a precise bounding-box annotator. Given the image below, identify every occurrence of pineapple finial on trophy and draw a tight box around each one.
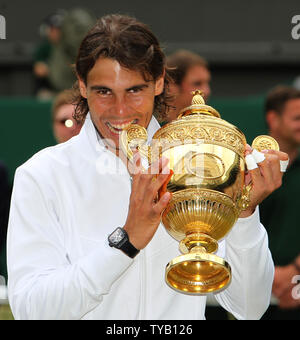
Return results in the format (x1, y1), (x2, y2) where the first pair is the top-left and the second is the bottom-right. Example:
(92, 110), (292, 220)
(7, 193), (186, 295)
(191, 90), (206, 105)
(178, 89), (220, 119)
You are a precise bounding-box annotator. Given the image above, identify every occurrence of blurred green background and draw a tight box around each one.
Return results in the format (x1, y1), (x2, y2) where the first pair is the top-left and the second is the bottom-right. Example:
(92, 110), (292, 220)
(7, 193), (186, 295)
(0, 98), (56, 182)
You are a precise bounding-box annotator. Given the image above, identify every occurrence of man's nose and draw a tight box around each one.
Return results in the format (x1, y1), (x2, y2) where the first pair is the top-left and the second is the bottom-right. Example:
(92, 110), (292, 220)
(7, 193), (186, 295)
(114, 96), (129, 116)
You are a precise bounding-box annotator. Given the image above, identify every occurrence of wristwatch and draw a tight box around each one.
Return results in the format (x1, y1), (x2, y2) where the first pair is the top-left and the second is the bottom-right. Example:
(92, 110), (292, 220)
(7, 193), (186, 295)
(108, 227), (140, 258)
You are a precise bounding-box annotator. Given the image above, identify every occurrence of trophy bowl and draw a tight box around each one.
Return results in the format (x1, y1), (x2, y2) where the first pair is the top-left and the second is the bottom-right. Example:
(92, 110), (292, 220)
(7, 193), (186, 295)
(120, 90), (267, 295)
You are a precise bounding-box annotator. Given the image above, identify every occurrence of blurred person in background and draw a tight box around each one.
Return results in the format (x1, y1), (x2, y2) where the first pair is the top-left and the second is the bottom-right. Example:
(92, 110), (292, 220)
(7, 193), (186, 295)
(260, 85), (300, 320)
(33, 8), (95, 99)
(33, 10), (66, 99)
(0, 161), (11, 282)
(48, 8), (95, 93)
(166, 49), (211, 123)
(52, 89), (83, 144)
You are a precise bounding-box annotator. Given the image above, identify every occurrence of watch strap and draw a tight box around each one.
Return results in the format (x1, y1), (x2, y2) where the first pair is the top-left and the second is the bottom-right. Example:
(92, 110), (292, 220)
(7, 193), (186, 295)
(108, 227), (140, 258)
(119, 238), (140, 259)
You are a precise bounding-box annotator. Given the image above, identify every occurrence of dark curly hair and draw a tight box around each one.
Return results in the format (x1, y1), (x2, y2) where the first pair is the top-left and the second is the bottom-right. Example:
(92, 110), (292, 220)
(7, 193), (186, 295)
(72, 14), (172, 123)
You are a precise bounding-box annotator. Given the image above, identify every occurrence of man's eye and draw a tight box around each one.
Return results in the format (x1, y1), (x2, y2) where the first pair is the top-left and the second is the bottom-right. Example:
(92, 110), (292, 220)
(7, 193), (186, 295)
(128, 87), (142, 94)
(96, 89), (111, 95)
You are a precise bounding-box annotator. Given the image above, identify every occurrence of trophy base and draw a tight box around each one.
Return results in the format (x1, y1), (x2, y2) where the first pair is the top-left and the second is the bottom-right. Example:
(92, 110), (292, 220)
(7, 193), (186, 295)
(165, 251), (231, 295)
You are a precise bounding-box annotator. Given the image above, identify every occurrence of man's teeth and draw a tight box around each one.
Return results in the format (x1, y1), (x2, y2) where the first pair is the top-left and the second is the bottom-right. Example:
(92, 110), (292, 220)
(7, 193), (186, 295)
(107, 120), (137, 134)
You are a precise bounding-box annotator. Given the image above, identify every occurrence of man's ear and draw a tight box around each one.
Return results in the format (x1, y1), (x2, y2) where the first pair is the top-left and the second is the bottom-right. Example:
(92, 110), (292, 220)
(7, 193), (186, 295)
(154, 71), (165, 96)
(266, 110), (280, 131)
(78, 77), (87, 99)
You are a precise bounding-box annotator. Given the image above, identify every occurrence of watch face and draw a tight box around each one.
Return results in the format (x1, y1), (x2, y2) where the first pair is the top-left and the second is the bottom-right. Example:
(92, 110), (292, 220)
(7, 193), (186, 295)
(109, 228), (125, 245)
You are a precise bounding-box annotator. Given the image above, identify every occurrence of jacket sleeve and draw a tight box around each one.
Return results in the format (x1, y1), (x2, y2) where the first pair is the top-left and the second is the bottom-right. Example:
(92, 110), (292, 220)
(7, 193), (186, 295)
(214, 207), (274, 320)
(7, 167), (133, 320)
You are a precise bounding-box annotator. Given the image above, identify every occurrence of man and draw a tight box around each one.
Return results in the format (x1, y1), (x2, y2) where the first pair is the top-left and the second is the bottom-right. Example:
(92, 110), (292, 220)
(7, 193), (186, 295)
(33, 10), (65, 98)
(7, 14), (285, 320)
(34, 8), (95, 98)
(52, 89), (83, 144)
(260, 86), (300, 320)
(166, 49), (211, 122)
(47, 8), (95, 93)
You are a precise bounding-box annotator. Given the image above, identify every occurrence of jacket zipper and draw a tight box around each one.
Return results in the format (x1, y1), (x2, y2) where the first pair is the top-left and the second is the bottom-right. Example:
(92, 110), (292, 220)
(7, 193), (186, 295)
(128, 170), (147, 320)
(139, 249), (147, 319)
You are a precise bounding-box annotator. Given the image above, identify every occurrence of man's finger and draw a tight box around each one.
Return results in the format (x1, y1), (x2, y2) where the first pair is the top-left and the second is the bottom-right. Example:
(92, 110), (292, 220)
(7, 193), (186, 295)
(245, 154), (258, 170)
(252, 149), (266, 164)
(261, 149), (289, 161)
(151, 165), (171, 191)
(131, 151), (143, 190)
(153, 192), (172, 215)
(261, 149), (289, 172)
(148, 156), (169, 176)
(259, 154), (282, 191)
(245, 153), (265, 189)
(280, 159), (289, 172)
(146, 164), (171, 204)
(132, 150), (142, 171)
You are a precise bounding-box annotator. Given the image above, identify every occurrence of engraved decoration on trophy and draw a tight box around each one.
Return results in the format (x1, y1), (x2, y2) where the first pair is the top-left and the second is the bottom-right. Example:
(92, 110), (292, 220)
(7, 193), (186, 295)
(120, 90), (279, 295)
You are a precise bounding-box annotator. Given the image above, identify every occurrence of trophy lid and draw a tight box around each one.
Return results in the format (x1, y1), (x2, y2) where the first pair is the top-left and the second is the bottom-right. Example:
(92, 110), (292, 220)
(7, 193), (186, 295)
(177, 90), (221, 119)
(152, 89), (246, 159)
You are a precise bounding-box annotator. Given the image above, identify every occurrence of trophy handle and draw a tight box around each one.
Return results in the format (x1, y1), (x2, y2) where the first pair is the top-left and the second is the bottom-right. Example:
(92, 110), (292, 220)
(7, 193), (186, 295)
(239, 135), (280, 211)
(238, 183), (252, 211)
(120, 124), (151, 169)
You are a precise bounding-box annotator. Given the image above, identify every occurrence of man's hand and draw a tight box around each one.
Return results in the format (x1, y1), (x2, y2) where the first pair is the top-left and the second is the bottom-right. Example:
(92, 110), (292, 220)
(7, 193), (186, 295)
(124, 152), (172, 250)
(239, 146), (289, 218)
(33, 61), (49, 78)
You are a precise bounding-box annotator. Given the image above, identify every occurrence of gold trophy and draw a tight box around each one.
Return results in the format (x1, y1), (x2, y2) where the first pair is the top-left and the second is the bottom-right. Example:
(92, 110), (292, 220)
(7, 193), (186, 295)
(120, 90), (278, 295)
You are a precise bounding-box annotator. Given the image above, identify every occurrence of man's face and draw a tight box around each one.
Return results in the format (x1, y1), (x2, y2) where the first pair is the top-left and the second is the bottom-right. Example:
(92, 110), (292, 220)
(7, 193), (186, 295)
(79, 57), (164, 151)
(275, 99), (300, 146)
(180, 65), (211, 106)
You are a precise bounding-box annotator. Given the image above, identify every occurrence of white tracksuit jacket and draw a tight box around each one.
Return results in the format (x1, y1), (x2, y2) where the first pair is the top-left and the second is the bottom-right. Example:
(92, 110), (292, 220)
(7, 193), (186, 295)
(7, 114), (274, 320)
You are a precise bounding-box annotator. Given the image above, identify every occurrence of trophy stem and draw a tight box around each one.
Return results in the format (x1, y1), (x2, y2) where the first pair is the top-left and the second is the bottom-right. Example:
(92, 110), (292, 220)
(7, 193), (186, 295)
(190, 246), (206, 253)
(179, 233), (219, 255)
